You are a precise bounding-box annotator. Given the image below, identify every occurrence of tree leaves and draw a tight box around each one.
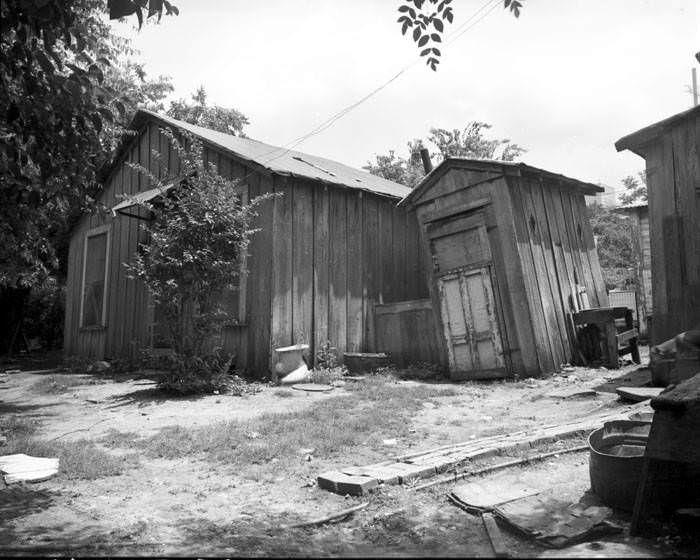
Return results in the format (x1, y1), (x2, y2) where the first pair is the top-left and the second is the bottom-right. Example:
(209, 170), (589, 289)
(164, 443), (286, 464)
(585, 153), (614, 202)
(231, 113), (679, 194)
(0, 0), (175, 286)
(364, 122), (526, 186)
(398, 0), (525, 70)
(107, 0), (178, 29)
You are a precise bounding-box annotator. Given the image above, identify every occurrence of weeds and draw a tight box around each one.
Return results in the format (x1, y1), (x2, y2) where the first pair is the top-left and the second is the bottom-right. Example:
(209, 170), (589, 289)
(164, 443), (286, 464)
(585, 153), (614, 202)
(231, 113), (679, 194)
(30, 374), (98, 394)
(130, 376), (457, 471)
(0, 415), (38, 440)
(3, 431), (137, 480)
(273, 389), (295, 398)
(2, 414), (136, 480)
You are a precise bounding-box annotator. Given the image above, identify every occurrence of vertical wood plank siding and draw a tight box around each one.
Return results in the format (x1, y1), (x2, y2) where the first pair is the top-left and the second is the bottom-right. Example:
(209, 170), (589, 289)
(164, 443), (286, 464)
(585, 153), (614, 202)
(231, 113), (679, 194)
(644, 114), (700, 343)
(64, 121), (428, 376)
(508, 174), (607, 372)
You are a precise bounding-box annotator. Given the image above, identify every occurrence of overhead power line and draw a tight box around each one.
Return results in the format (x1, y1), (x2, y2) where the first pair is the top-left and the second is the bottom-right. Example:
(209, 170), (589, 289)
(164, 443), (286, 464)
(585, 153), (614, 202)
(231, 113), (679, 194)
(251, 0), (504, 170)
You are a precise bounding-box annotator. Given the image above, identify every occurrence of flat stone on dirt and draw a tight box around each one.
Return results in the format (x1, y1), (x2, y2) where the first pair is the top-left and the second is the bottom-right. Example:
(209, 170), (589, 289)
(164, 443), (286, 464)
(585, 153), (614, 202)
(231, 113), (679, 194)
(317, 470), (379, 495)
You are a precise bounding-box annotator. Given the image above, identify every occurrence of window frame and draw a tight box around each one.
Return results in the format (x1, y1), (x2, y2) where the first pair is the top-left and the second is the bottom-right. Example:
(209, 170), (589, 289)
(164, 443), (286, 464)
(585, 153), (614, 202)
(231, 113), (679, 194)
(79, 224), (111, 329)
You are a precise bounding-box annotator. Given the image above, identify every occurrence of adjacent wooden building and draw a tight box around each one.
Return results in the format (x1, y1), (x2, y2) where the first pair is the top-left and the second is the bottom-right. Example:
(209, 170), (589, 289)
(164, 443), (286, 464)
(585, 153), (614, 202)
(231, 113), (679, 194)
(616, 105), (700, 344)
(64, 110), (429, 376)
(399, 159), (607, 379)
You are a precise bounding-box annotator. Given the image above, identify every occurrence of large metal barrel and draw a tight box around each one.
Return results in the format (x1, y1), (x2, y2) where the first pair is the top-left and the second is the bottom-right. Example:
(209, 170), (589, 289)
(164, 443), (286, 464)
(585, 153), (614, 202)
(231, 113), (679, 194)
(588, 420), (651, 511)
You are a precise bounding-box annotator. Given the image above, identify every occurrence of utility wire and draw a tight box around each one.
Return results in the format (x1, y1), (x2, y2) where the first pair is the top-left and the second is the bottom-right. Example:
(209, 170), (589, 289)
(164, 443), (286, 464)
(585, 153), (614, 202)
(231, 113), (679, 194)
(250, 0), (504, 171)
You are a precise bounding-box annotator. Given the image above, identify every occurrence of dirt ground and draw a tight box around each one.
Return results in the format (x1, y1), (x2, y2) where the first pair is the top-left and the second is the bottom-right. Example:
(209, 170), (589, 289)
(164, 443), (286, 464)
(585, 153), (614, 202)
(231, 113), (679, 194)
(0, 350), (693, 557)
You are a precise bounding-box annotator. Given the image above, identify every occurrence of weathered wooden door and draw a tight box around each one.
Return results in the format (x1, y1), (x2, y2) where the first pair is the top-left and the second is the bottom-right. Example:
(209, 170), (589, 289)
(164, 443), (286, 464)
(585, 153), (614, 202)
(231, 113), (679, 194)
(428, 212), (506, 378)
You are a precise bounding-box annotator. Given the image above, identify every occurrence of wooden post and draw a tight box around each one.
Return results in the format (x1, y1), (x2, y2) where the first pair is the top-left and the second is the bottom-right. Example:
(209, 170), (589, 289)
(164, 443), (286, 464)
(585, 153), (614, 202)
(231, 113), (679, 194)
(692, 68), (698, 107)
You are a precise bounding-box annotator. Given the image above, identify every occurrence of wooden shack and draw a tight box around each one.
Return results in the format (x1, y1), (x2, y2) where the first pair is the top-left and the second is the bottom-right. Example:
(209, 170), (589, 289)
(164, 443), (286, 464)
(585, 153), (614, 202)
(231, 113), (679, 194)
(615, 105), (700, 344)
(617, 203), (652, 339)
(399, 159), (607, 379)
(64, 110), (430, 376)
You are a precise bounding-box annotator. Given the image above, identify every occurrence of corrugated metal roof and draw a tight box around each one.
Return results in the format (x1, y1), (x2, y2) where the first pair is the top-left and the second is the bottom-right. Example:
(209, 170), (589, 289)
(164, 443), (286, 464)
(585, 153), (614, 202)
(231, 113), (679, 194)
(132, 110), (410, 200)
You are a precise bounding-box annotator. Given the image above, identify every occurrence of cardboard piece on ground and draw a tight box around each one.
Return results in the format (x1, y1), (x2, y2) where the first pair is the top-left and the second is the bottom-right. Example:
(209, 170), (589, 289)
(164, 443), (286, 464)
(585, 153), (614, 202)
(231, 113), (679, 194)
(0, 453), (59, 484)
(494, 495), (621, 549)
(451, 475), (541, 513)
(615, 387), (664, 403)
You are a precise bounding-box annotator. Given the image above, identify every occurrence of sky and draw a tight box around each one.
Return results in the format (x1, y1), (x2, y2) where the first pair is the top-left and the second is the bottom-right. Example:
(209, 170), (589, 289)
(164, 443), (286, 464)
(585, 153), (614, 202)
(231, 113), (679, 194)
(112, 0), (700, 202)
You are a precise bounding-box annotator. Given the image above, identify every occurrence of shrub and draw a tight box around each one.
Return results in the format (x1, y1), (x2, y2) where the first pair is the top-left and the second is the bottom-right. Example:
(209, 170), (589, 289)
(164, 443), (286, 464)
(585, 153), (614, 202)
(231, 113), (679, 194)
(123, 128), (274, 393)
(156, 351), (239, 395)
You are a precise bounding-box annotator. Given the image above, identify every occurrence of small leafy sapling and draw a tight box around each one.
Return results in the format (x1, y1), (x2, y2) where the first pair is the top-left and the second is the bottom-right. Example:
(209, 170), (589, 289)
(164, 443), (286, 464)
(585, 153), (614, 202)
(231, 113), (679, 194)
(123, 127), (274, 392)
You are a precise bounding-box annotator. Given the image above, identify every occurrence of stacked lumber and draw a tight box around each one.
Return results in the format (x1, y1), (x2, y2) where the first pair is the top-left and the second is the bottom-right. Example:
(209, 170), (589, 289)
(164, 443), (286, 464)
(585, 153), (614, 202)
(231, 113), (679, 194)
(318, 402), (651, 495)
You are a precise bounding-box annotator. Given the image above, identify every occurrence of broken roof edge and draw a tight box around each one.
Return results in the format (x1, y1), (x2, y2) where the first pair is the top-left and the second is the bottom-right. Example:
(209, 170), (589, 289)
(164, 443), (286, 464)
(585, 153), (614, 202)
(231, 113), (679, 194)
(615, 202), (648, 213)
(108, 110), (409, 201)
(615, 105), (700, 156)
(399, 158), (602, 207)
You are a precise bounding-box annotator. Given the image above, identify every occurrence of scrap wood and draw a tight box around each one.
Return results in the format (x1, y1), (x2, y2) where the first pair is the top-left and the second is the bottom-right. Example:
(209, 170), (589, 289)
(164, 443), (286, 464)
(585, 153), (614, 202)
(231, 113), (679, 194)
(282, 502), (369, 529)
(493, 495), (622, 549)
(320, 403), (650, 496)
(411, 445), (591, 492)
(449, 475), (541, 514)
(615, 386), (664, 403)
(482, 512), (510, 558)
(0, 453), (59, 484)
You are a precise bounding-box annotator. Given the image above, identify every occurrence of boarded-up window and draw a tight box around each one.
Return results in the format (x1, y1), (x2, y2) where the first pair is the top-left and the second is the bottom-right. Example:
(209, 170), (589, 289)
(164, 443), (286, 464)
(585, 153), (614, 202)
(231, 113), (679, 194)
(81, 228), (109, 327)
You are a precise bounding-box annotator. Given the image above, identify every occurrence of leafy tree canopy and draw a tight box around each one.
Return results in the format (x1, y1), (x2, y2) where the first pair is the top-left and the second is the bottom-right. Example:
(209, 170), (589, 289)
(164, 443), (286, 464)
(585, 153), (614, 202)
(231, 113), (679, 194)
(364, 121), (525, 188)
(0, 0), (176, 288)
(167, 87), (249, 136)
(587, 202), (635, 291)
(619, 171), (647, 207)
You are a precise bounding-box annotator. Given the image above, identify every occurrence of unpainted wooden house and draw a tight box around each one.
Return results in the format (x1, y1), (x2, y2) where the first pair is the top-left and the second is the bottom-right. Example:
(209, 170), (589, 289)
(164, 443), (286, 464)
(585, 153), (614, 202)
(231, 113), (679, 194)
(399, 159), (607, 380)
(64, 110), (430, 375)
(617, 203), (652, 338)
(616, 105), (700, 344)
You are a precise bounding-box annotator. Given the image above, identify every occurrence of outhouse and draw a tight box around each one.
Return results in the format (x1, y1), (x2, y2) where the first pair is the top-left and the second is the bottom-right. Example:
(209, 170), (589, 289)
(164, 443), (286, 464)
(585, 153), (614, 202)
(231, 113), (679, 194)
(399, 159), (607, 380)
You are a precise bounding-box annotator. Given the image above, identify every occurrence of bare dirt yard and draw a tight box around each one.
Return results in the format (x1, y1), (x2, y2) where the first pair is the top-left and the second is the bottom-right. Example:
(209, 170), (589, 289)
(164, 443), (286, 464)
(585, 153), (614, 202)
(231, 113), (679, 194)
(0, 350), (695, 557)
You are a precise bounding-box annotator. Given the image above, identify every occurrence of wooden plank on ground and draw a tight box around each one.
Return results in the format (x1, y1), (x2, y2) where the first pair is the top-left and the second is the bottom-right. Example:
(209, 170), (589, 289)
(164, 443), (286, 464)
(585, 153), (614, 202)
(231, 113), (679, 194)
(482, 512), (510, 558)
(317, 402), (651, 495)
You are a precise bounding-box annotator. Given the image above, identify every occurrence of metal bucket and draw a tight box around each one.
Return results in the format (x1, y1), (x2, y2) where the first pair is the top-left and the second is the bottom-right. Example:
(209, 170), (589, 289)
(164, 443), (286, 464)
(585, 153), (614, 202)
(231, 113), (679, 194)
(588, 420), (650, 511)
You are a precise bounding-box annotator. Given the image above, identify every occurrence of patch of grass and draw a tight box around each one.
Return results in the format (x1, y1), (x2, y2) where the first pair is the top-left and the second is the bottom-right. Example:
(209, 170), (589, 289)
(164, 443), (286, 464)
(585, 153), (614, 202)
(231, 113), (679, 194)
(272, 389), (295, 398)
(392, 363), (445, 381)
(309, 366), (346, 385)
(98, 428), (143, 449)
(4, 436), (138, 480)
(135, 376), (457, 470)
(30, 374), (97, 394)
(0, 415), (39, 440)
